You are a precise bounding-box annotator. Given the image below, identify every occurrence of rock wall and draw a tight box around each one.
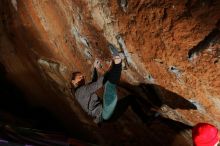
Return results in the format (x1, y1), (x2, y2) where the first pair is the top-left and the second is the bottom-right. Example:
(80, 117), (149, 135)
(0, 0), (220, 145)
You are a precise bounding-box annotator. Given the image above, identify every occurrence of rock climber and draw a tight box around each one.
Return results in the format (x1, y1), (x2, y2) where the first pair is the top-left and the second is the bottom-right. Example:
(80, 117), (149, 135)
(71, 44), (122, 123)
(192, 123), (220, 146)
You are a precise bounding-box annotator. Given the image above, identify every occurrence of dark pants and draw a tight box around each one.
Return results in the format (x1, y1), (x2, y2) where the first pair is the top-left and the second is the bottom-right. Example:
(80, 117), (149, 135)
(92, 62), (122, 121)
(92, 62), (122, 85)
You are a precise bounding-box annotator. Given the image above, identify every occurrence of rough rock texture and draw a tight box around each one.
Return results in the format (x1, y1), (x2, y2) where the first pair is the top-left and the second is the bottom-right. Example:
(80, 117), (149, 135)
(0, 0), (220, 145)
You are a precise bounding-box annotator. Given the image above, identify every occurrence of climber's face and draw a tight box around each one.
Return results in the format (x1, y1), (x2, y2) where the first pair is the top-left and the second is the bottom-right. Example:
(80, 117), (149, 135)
(71, 73), (85, 88)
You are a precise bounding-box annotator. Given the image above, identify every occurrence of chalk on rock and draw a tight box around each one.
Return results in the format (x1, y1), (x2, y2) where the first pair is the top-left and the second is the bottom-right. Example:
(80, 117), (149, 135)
(84, 49), (93, 59)
(80, 37), (90, 48)
(145, 74), (155, 83)
(108, 43), (120, 57)
(120, 0), (128, 12)
(169, 66), (181, 76)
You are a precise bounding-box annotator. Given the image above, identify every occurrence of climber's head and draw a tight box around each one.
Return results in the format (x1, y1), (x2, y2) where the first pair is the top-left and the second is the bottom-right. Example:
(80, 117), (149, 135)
(192, 123), (220, 146)
(71, 72), (85, 88)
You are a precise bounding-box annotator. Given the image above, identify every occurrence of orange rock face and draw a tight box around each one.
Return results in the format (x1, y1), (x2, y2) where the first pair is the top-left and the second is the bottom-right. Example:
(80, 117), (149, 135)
(0, 0), (220, 145)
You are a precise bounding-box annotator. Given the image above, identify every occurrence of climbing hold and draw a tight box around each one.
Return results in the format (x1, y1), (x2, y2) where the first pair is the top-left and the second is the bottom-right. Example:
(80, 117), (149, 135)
(154, 58), (164, 64)
(145, 74), (155, 83)
(189, 100), (206, 113)
(168, 66), (181, 76)
(120, 0), (128, 12)
(84, 49), (93, 59)
(80, 37), (90, 48)
(116, 34), (131, 66)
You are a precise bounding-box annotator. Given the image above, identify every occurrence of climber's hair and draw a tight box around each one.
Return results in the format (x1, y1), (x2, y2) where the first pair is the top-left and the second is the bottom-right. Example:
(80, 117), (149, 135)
(71, 72), (83, 93)
(71, 72), (82, 81)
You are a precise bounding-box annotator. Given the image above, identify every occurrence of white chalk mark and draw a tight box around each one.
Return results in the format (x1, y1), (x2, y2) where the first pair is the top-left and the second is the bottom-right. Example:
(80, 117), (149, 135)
(144, 74), (155, 83)
(11, 0), (18, 11)
(189, 99), (206, 114)
(169, 66), (181, 77)
(116, 35), (133, 65)
(80, 37), (90, 48)
(120, 0), (128, 12)
(188, 52), (198, 62)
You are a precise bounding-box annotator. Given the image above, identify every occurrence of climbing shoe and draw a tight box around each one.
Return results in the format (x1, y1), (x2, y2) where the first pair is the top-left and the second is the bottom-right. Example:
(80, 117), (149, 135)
(108, 43), (120, 57)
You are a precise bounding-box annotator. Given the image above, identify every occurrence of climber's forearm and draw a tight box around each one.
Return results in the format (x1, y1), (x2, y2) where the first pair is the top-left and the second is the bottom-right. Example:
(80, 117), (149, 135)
(85, 76), (104, 94)
(91, 68), (98, 82)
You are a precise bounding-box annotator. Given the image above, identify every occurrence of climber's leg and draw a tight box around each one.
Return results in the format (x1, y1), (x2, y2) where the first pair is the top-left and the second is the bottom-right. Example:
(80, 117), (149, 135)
(102, 45), (122, 120)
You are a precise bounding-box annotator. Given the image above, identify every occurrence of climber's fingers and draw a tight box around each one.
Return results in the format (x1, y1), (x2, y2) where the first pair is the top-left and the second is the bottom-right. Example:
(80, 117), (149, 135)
(113, 56), (122, 64)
